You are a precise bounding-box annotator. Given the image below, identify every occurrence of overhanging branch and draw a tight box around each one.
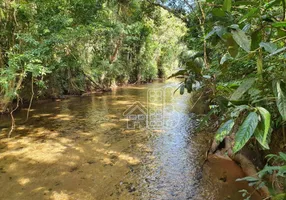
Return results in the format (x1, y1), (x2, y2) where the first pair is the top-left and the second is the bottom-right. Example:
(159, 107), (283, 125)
(146, 0), (188, 23)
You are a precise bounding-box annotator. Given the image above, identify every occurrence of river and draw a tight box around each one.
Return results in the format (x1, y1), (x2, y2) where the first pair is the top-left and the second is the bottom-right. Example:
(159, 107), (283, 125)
(0, 80), (258, 200)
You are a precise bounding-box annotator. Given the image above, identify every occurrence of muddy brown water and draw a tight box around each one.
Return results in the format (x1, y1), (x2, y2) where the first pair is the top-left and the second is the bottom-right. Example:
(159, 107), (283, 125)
(0, 80), (259, 200)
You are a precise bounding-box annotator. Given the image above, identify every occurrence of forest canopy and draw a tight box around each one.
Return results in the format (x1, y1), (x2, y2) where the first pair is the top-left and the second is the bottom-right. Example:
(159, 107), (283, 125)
(0, 0), (186, 112)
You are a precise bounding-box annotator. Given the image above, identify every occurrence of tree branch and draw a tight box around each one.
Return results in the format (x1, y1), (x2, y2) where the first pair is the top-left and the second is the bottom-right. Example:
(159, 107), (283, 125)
(146, 0), (187, 23)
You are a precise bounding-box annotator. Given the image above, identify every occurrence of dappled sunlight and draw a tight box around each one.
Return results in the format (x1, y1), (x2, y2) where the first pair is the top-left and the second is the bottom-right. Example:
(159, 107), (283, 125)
(1, 139), (67, 163)
(50, 191), (70, 200)
(118, 154), (140, 165)
(32, 113), (54, 118)
(17, 177), (31, 186)
(100, 122), (118, 129)
(21, 108), (36, 112)
(122, 129), (138, 135)
(120, 118), (129, 123)
(111, 100), (136, 106)
(49, 114), (74, 121)
(94, 147), (141, 166)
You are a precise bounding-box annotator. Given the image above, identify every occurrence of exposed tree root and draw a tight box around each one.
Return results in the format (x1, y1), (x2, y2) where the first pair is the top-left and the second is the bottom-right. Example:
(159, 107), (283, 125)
(208, 136), (270, 198)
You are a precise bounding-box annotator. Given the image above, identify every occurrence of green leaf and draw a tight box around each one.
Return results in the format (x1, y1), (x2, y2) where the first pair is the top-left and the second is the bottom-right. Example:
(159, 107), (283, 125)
(220, 53), (232, 64)
(277, 165), (286, 176)
(231, 29), (251, 52)
(185, 77), (193, 93)
(265, 0), (282, 9)
(254, 122), (270, 149)
(180, 84), (185, 95)
(0, 8), (4, 20)
(239, 8), (259, 24)
(276, 81), (286, 121)
(223, 0), (232, 12)
(236, 176), (260, 182)
(215, 119), (235, 142)
(168, 70), (187, 79)
(272, 21), (286, 28)
(215, 26), (228, 39)
(233, 112), (259, 153)
(259, 42), (277, 53)
(205, 28), (217, 39)
(251, 31), (262, 50)
(226, 36), (239, 57)
(278, 152), (286, 161)
(230, 78), (256, 101)
(257, 107), (271, 144)
(273, 193), (286, 200)
(278, 29), (286, 37)
(231, 105), (249, 118)
(258, 165), (282, 178)
(212, 8), (226, 17)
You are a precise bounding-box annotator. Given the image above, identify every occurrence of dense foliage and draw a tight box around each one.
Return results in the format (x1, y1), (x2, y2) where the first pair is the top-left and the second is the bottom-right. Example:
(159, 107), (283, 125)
(163, 0), (286, 198)
(0, 0), (186, 112)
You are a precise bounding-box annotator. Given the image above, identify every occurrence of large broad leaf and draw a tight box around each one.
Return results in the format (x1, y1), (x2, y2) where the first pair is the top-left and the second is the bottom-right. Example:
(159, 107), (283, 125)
(233, 112), (259, 153)
(254, 122), (270, 149)
(251, 31), (262, 50)
(223, 0), (232, 12)
(276, 81), (286, 121)
(230, 78), (256, 101)
(231, 28), (251, 52)
(215, 119), (235, 142)
(226, 36), (239, 57)
(259, 42), (277, 53)
(257, 107), (271, 144)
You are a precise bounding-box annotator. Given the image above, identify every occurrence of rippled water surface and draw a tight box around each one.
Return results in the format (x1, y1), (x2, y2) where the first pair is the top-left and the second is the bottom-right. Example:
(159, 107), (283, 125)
(0, 80), (259, 200)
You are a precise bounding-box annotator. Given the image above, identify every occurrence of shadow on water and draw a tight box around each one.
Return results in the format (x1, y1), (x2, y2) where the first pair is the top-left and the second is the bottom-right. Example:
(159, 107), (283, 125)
(0, 80), (260, 200)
